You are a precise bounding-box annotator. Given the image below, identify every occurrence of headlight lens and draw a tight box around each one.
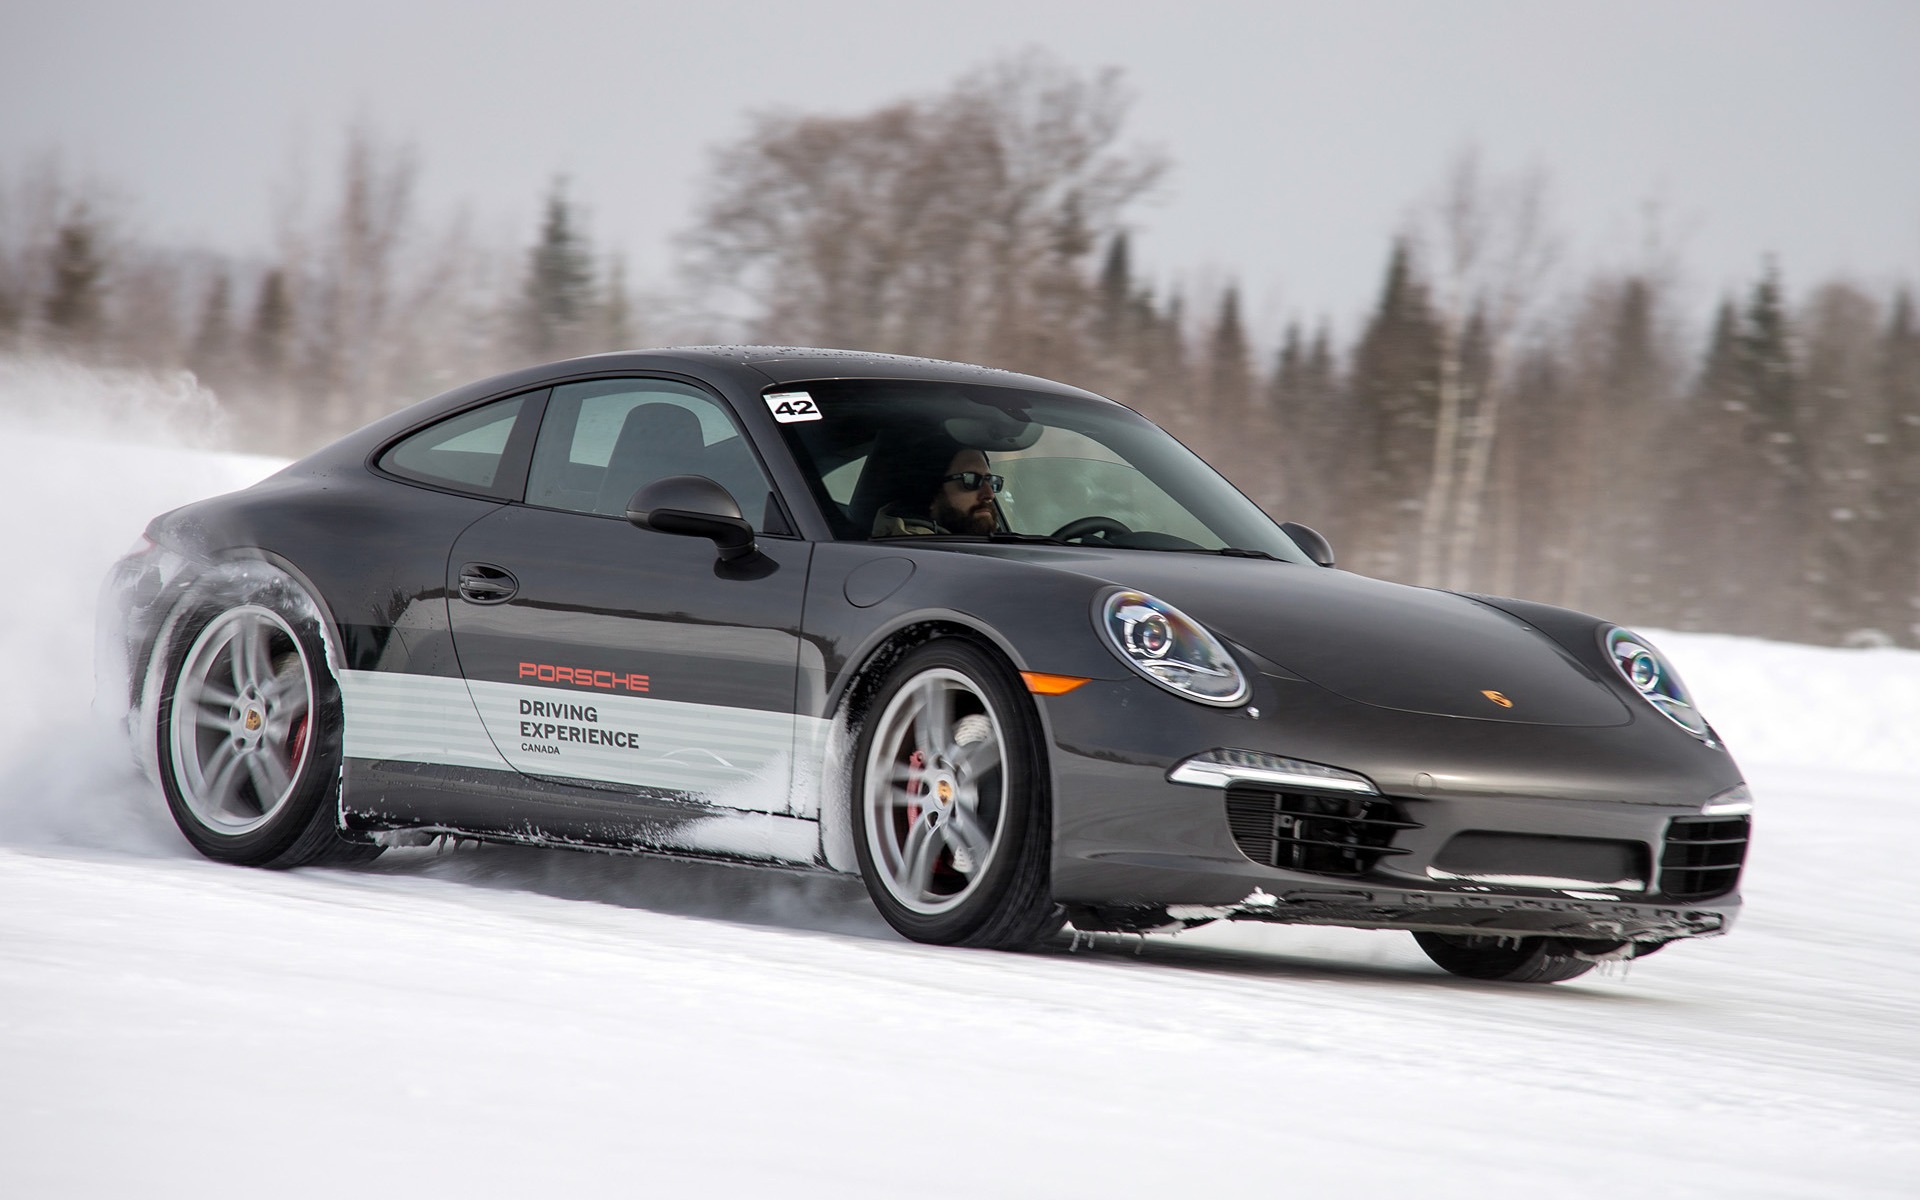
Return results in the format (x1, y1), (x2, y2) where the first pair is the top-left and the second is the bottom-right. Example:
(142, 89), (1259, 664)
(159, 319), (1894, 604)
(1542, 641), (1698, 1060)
(1099, 590), (1250, 706)
(1604, 627), (1714, 742)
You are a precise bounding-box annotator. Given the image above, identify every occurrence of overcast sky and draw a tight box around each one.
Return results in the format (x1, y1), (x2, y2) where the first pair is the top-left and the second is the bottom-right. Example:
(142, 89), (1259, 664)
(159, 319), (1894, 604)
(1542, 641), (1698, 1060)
(5, 0), (1917, 341)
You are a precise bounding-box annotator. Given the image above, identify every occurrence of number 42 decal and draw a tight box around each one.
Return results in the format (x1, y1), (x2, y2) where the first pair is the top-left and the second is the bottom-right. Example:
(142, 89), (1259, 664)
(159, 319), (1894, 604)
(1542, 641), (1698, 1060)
(764, 391), (822, 423)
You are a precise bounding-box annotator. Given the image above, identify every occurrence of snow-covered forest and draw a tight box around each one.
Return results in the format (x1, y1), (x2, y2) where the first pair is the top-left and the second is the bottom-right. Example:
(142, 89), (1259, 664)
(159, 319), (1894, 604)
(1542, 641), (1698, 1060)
(2, 54), (1916, 647)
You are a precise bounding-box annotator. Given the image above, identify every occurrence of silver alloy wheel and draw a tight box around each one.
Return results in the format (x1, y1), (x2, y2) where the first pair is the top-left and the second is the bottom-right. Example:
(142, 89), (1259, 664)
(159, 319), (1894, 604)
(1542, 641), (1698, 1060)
(167, 605), (315, 835)
(862, 666), (1008, 915)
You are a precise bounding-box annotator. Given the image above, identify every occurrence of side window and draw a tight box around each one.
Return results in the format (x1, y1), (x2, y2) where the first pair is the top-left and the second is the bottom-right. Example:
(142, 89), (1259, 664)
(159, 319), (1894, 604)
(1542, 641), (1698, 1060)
(525, 379), (781, 529)
(378, 394), (527, 493)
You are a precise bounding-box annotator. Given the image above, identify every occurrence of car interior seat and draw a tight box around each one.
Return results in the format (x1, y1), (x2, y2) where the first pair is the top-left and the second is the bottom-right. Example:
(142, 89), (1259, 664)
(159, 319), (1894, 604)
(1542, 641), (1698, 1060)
(595, 402), (707, 516)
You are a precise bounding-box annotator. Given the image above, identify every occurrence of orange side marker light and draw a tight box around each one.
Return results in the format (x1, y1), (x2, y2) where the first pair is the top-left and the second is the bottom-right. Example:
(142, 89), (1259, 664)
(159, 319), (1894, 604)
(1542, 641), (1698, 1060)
(1021, 671), (1091, 696)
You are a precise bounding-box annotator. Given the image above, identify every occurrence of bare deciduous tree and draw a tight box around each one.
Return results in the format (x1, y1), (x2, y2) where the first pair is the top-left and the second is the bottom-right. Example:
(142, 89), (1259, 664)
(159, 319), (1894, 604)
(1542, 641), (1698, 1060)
(1406, 150), (1562, 589)
(685, 51), (1165, 380)
(299, 127), (419, 429)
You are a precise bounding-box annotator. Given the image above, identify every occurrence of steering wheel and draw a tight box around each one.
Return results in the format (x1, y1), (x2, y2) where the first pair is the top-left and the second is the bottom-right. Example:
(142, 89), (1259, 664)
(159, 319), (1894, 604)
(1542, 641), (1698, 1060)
(1050, 515), (1133, 542)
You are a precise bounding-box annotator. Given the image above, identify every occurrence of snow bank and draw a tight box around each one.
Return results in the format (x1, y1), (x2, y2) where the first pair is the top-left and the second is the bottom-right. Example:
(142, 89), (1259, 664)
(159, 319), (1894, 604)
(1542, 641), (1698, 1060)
(1648, 629), (1920, 776)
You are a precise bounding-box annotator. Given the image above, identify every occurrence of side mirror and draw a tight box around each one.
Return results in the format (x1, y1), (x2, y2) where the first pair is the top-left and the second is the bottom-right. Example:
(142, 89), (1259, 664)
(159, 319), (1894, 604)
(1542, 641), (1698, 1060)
(1280, 521), (1335, 568)
(626, 475), (757, 562)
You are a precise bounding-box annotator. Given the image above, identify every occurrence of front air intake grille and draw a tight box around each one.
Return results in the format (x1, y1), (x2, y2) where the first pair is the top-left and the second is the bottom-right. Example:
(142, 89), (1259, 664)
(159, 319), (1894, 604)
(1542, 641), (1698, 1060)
(1225, 786), (1421, 877)
(1659, 815), (1751, 901)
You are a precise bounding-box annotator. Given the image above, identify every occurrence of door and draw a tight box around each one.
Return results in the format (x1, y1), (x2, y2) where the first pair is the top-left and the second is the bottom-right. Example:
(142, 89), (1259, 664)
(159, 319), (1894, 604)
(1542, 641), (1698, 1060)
(446, 377), (811, 814)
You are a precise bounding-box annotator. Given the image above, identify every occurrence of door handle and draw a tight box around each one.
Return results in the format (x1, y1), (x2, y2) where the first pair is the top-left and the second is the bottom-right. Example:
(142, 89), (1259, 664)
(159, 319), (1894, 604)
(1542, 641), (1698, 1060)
(458, 563), (519, 605)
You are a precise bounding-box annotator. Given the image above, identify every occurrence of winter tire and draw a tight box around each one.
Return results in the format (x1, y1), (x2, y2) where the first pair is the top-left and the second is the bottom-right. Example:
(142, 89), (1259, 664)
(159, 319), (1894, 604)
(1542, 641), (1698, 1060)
(1412, 931), (1616, 984)
(851, 639), (1060, 949)
(155, 585), (379, 868)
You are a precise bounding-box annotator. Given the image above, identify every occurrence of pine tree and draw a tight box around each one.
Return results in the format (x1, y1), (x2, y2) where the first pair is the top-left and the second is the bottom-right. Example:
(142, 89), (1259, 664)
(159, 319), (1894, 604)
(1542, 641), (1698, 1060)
(1597, 275), (1673, 623)
(1740, 264), (1796, 430)
(519, 179), (596, 361)
(1746, 266), (1809, 636)
(1795, 283), (1891, 644)
(1086, 231), (1162, 407)
(1096, 232), (1132, 356)
(1304, 323), (1336, 407)
(1607, 276), (1658, 399)
(1205, 286), (1253, 419)
(189, 273), (233, 385)
(0, 275), (19, 349)
(1268, 322), (1302, 412)
(1491, 344), (1568, 603)
(1297, 322), (1344, 520)
(1141, 289), (1192, 433)
(1198, 284), (1259, 498)
(1698, 298), (1742, 404)
(248, 269), (292, 380)
(42, 203), (106, 350)
(1664, 297), (1745, 631)
(1347, 238), (1443, 578)
(601, 255), (632, 349)
(1265, 320), (1347, 525)
(1672, 268), (1806, 638)
(1009, 188), (1099, 380)
(1880, 291), (1920, 644)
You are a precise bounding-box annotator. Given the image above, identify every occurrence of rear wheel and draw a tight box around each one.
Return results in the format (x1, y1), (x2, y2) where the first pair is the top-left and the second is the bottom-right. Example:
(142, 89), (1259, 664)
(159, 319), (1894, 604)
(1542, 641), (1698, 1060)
(1412, 931), (1619, 984)
(156, 588), (379, 868)
(851, 640), (1060, 949)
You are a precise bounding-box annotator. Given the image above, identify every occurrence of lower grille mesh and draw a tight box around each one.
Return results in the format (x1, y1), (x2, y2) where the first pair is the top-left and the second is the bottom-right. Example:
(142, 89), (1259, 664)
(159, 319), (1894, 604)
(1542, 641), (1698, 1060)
(1225, 786), (1420, 877)
(1659, 815), (1751, 901)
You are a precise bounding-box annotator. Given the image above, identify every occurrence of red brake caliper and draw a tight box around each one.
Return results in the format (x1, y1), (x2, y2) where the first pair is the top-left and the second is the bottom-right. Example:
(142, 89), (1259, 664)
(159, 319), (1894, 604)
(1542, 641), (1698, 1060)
(903, 749), (925, 828)
(288, 715), (309, 769)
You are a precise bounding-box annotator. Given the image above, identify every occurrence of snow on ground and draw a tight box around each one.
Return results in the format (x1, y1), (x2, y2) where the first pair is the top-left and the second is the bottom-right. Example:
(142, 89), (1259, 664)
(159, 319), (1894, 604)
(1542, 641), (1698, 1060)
(2, 385), (1917, 1197)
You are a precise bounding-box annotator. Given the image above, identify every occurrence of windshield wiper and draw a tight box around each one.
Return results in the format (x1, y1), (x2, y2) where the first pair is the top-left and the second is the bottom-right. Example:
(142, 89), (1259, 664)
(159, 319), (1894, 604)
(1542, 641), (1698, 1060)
(1216, 546), (1281, 560)
(986, 531), (1070, 545)
(903, 532), (1072, 546)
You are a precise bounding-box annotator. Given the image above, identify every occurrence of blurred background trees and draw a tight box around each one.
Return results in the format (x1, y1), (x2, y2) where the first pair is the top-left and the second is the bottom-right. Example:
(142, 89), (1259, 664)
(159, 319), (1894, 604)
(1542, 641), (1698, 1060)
(685, 52), (1164, 374)
(0, 54), (1914, 648)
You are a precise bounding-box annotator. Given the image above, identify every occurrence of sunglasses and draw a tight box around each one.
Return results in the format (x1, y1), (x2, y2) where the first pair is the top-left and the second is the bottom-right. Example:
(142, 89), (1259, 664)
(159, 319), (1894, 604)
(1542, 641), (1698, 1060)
(943, 471), (1005, 494)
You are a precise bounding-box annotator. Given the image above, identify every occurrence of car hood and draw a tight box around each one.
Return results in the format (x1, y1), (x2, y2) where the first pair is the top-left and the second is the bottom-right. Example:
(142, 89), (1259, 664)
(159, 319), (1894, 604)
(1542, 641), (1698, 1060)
(954, 545), (1631, 727)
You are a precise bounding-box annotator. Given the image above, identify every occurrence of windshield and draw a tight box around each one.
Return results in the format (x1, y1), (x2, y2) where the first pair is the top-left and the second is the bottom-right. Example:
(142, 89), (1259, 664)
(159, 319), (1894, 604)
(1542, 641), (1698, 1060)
(768, 379), (1307, 561)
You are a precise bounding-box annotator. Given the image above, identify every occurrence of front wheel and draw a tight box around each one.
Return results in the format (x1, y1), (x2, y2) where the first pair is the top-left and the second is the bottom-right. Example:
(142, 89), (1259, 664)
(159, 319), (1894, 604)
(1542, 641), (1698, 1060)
(1412, 931), (1619, 984)
(155, 582), (379, 868)
(851, 640), (1060, 949)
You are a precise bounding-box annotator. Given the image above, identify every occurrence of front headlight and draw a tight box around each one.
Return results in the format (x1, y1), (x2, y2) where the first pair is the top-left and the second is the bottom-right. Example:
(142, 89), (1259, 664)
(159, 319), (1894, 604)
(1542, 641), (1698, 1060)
(1604, 627), (1715, 743)
(1098, 590), (1250, 707)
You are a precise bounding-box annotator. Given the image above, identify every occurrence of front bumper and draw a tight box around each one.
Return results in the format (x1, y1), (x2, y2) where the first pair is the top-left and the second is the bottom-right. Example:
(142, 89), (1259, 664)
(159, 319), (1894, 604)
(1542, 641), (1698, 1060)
(1039, 673), (1749, 943)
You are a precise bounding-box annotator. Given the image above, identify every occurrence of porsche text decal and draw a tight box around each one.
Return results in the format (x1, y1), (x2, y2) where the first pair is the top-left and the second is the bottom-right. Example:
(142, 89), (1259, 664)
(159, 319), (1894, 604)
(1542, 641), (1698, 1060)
(519, 660), (650, 693)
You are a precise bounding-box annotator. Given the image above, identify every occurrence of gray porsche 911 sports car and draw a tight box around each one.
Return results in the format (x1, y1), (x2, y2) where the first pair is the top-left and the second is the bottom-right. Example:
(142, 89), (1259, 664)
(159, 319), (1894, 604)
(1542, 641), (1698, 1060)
(100, 347), (1752, 983)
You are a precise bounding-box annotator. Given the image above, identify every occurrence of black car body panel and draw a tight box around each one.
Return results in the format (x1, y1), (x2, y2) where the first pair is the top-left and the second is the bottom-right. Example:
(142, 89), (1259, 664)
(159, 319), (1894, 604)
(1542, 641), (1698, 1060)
(105, 348), (1750, 947)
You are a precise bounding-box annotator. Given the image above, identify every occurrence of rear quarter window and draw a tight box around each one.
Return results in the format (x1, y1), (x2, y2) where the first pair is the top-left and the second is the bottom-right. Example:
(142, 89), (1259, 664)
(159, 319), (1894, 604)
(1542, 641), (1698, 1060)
(378, 394), (528, 492)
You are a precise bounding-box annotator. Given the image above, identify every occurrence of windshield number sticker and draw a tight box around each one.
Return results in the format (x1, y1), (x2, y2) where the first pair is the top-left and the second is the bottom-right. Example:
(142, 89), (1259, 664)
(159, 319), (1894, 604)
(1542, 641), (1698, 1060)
(764, 391), (822, 423)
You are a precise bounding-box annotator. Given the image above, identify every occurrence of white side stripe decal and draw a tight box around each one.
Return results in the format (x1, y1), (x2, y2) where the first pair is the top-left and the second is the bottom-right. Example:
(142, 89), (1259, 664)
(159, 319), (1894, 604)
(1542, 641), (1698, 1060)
(337, 669), (833, 819)
(337, 670), (510, 770)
